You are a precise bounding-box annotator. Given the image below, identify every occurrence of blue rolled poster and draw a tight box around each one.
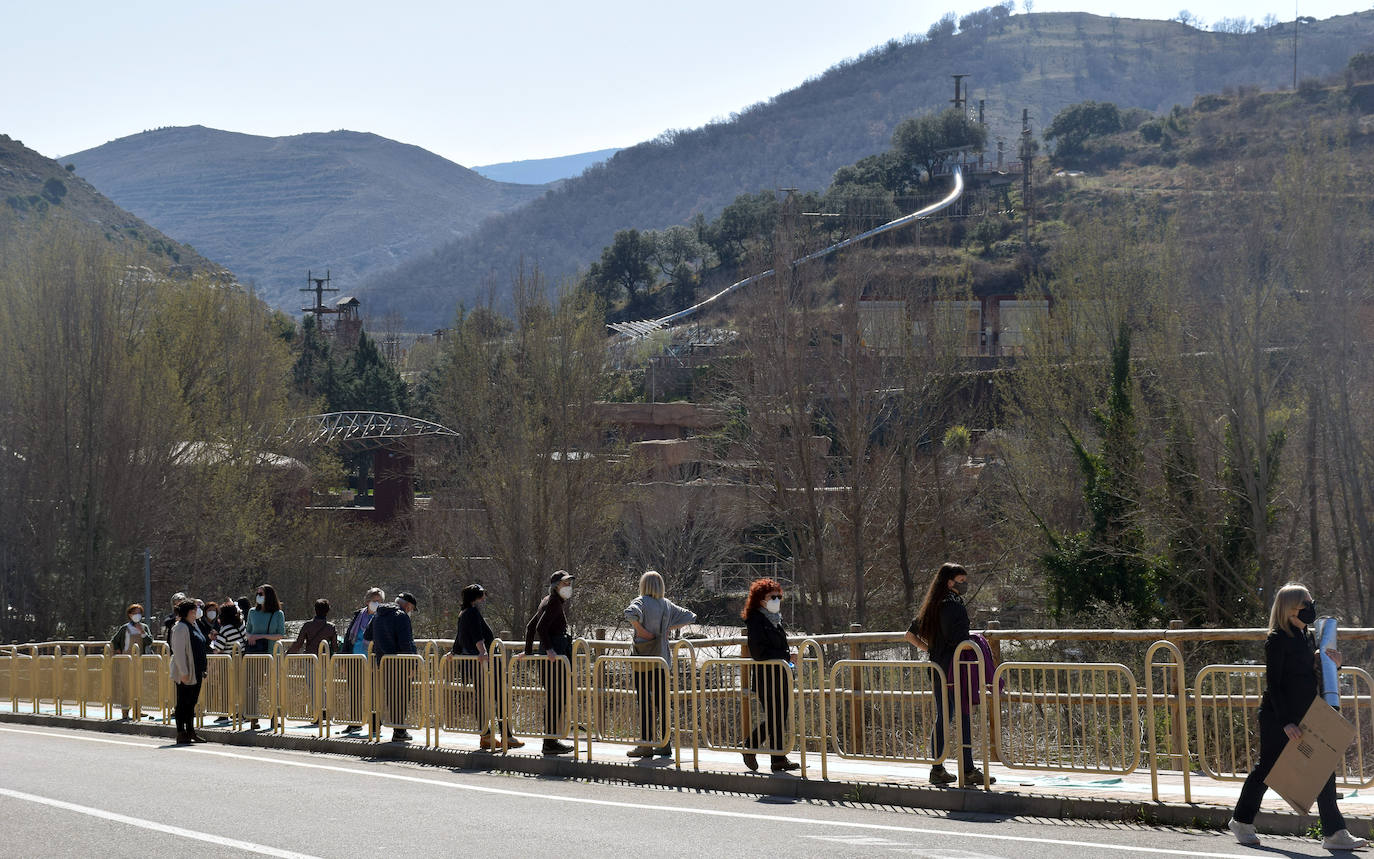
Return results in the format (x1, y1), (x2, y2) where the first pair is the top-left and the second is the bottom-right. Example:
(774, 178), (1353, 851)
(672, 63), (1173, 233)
(1317, 616), (1339, 709)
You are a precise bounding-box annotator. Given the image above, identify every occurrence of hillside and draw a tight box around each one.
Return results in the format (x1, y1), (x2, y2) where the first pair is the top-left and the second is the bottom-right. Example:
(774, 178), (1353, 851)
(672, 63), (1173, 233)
(474, 147), (622, 184)
(0, 133), (229, 277)
(64, 126), (549, 311)
(359, 10), (1374, 328)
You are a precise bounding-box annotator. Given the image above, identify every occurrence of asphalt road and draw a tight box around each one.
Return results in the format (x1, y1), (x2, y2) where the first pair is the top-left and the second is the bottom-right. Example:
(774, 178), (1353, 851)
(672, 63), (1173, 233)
(0, 725), (1349, 858)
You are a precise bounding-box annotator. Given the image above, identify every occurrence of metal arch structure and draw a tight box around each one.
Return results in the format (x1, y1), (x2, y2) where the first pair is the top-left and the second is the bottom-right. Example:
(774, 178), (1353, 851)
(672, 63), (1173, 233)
(609, 166), (966, 339)
(284, 411), (460, 454)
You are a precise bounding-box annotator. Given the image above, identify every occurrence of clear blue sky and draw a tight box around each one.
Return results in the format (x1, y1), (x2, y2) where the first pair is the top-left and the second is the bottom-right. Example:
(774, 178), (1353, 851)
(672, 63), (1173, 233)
(5, 0), (1369, 167)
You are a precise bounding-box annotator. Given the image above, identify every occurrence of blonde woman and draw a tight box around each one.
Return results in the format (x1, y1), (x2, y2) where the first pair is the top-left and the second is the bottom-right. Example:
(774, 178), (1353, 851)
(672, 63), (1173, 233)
(1228, 583), (1366, 850)
(623, 571), (696, 758)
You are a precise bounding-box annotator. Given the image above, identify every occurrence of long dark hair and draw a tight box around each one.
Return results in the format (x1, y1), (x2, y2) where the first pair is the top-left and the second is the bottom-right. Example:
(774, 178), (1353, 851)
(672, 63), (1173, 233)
(256, 584), (281, 615)
(219, 601), (242, 627)
(740, 578), (781, 620)
(913, 563), (967, 649)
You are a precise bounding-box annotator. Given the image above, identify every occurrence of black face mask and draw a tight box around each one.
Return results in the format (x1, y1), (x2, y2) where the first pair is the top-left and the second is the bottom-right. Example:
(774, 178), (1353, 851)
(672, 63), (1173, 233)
(1297, 601), (1317, 625)
(949, 580), (967, 596)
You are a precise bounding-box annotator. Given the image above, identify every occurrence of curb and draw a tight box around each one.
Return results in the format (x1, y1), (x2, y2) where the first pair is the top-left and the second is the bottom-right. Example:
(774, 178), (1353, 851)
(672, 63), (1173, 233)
(2, 712), (1364, 838)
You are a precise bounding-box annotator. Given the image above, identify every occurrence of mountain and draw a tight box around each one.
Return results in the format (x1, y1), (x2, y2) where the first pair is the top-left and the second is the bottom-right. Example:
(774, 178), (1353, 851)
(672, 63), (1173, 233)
(63, 126), (549, 311)
(357, 10), (1374, 328)
(0, 133), (228, 277)
(474, 148), (623, 185)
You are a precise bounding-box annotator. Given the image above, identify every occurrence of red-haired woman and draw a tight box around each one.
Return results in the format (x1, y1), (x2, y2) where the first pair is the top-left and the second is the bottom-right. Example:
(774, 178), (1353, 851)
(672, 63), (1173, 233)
(905, 562), (994, 787)
(740, 578), (799, 773)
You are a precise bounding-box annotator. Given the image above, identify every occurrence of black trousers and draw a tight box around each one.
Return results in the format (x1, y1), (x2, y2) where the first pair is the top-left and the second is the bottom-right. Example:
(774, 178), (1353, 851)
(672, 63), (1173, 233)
(1234, 712), (1346, 836)
(635, 664), (667, 745)
(541, 657), (567, 736)
(174, 680), (202, 733)
(931, 682), (975, 770)
(748, 663), (790, 754)
(464, 658), (507, 735)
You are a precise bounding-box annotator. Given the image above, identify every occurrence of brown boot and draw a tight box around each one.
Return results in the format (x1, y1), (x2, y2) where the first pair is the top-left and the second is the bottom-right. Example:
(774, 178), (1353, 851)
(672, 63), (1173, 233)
(503, 734), (524, 749)
(175, 730), (192, 745)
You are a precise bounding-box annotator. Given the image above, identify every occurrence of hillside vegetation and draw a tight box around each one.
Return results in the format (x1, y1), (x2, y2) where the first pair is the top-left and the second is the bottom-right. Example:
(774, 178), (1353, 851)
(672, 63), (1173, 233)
(359, 9), (1374, 328)
(64, 126), (549, 310)
(0, 134), (227, 278)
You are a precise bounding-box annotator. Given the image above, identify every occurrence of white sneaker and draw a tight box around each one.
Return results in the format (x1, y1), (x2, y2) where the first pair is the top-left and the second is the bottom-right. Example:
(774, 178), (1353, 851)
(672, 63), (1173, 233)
(1322, 829), (1368, 851)
(1228, 818), (1260, 845)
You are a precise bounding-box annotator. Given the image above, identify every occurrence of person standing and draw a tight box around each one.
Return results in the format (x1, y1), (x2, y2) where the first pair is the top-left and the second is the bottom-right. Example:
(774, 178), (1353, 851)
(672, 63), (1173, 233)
(343, 588), (385, 656)
(244, 584), (285, 730)
(1227, 583), (1367, 850)
(624, 571), (696, 758)
(288, 599), (338, 656)
(741, 578), (799, 773)
(110, 604), (152, 720)
(905, 562), (994, 787)
(365, 592), (418, 742)
(162, 591), (187, 644)
(169, 599), (209, 745)
(453, 584), (523, 750)
(524, 571), (575, 755)
(211, 601), (246, 653)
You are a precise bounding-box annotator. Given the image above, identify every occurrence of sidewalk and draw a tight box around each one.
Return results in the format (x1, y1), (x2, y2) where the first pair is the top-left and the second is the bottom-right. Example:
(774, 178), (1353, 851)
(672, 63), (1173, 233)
(6, 701), (1370, 836)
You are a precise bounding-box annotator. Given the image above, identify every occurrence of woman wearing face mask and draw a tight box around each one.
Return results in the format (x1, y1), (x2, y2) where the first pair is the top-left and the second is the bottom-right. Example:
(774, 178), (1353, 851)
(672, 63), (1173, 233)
(453, 584), (523, 751)
(169, 599), (209, 744)
(905, 562), (994, 787)
(524, 571), (576, 755)
(740, 578), (799, 773)
(244, 584), (285, 730)
(212, 601), (246, 653)
(111, 604), (153, 720)
(624, 570), (697, 759)
(1227, 584), (1366, 850)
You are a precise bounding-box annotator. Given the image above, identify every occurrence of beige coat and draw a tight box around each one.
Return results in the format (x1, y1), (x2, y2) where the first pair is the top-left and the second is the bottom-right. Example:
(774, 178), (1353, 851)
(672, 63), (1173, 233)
(169, 622), (196, 685)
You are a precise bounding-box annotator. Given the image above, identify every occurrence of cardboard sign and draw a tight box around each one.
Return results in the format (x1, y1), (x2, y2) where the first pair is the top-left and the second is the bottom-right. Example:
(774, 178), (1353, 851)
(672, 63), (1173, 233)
(1264, 697), (1356, 814)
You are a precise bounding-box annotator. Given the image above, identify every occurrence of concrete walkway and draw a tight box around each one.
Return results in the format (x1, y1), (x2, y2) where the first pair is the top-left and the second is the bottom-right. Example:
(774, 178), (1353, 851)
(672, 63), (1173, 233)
(6, 701), (1371, 837)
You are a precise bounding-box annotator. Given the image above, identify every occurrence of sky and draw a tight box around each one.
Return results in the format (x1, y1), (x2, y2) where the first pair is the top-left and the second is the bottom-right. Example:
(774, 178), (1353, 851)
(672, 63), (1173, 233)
(5, 0), (1371, 168)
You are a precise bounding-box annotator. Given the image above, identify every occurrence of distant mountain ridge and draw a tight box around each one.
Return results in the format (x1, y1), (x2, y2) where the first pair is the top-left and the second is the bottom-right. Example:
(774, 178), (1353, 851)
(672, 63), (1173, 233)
(358, 10), (1374, 328)
(64, 126), (549, 310)
(474, 148), (622, 185)
(0, 133), (227, 277)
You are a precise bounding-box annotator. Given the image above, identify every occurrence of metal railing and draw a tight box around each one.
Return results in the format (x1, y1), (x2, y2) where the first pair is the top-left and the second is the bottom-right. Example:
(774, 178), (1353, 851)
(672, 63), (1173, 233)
(4, 629), (1374, 796)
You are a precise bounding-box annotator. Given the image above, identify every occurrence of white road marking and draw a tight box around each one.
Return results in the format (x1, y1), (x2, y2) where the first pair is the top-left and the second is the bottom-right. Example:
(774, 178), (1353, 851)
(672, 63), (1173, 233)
(0, 787), (324, 859)
(0, 726), (1255, 858)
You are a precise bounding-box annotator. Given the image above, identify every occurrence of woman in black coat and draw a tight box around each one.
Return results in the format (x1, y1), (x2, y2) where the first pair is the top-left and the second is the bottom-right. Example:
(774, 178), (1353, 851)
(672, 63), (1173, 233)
(905, 562), (994, 787)
(452, 584), (523, 751)
(1228, 583), (1366, 850)
(741, 577), (799, 773)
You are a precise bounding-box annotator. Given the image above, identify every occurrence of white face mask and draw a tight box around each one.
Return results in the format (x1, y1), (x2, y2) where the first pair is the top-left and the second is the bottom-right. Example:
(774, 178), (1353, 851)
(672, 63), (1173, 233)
(558, 585), (573, 600)
(207, 610), (217, 620)
(256, 594), (265, 606)
(368, 601), (380, 613)
(765, 598), (782, 614)
(130, 614), (142, 624)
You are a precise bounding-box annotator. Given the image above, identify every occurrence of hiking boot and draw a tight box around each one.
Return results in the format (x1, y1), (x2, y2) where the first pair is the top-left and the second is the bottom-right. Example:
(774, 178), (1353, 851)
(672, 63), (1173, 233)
(626, 745), (655, 758)
(341, 724), (360, 735)
(188, 730), (209, 744)
(479, 734), (498, 751)
(391, 729), (411, 742)
(929, 764), (957, 785)
(542, 739), (573, 755)
(1322, 829), (1367, 851)
(175, 730), (192, 746)
(503, 734), (525, 750)
(1227, 819), (1259, 846)
(961, 767), (996, 787)
(741, 752), (758, 771)
(770, 756), (800, 772)
(654, 745), (673, 758)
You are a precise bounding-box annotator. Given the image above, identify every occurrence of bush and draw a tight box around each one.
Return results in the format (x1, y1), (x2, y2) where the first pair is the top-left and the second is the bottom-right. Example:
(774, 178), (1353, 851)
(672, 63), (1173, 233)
(41, 178), (66, 205)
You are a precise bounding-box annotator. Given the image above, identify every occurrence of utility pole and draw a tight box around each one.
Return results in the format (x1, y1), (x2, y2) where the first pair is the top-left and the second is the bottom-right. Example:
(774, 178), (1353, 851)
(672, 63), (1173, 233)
(951, 74), (970, 113)
(1020, 108), (1034, 245)
(301, 269), (337, 328)
(143, 548), (151, 622)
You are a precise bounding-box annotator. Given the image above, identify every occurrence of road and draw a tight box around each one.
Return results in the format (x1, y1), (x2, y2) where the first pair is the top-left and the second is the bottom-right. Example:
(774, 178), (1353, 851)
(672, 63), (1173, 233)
(0, 725), (1343, 858)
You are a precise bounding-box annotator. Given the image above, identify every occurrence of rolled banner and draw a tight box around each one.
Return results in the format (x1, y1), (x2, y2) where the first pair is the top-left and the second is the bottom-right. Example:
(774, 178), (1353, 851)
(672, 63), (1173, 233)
(1317, 616), (1339, 708)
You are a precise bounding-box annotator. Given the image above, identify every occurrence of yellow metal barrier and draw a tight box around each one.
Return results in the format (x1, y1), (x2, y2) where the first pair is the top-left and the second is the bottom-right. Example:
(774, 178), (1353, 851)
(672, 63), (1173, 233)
(506, 653), (574, 743)
(795, 638), (825, 779)
(694, 658), (795, 761)
(993, 660), (1139, 776)
(0, 647), (14, 708)
(376, 654), (430, 745)
(827, 660), (944, 767)
(242, 653), (276, 725)
(1194, 664), (1374, 788)
(280, 653), (322, 735)
(588, 655), (673, 760)
(1145, 640), (1191, 802)
(110, 653), (135, 719)
(139, 650), (169, 723)
(952, 641), (992, 789)
(436, 652), (488, 736)
(327, 653), (372, 738)
(35, 650), (56, 714)
(58, 649), (82, 716)
(199, 653), (237, 728)
(80, 646), (109, 719)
